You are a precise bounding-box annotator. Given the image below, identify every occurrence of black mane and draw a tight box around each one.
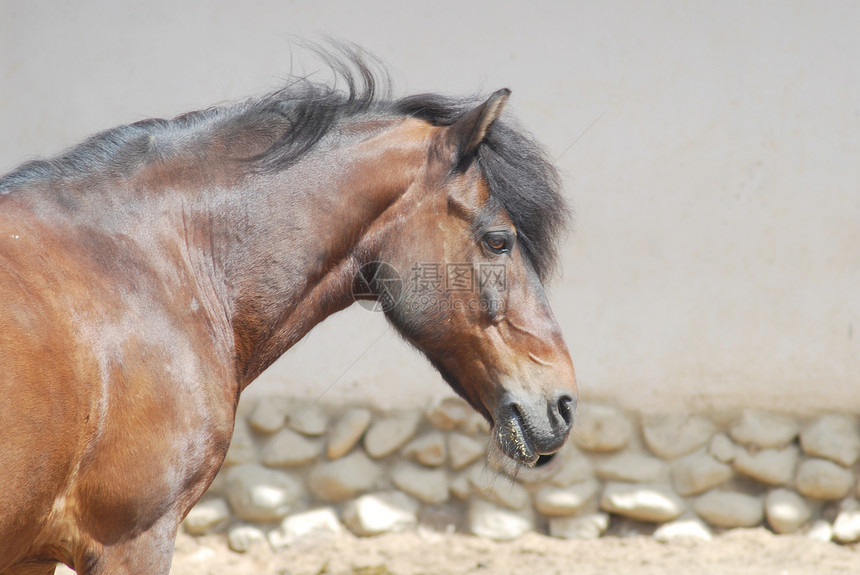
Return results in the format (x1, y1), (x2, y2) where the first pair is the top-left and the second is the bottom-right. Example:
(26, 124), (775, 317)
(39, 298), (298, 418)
(0, 47), (569, 279)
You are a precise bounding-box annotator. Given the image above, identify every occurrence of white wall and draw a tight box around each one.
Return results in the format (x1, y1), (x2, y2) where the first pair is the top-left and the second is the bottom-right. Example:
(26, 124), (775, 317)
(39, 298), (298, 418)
(2, 1), (858, 414)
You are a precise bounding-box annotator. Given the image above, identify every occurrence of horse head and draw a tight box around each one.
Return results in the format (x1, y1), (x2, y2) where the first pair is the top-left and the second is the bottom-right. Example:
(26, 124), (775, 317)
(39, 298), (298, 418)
(359, 90), (577, 467)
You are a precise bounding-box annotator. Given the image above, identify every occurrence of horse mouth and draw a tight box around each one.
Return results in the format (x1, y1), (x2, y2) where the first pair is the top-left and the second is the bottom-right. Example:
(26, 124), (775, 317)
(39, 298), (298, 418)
(494, 404), (563, 467)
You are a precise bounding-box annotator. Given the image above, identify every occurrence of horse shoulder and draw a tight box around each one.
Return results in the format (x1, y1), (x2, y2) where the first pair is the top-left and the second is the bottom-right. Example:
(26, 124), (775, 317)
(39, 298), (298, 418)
(0, 202), (237, 568)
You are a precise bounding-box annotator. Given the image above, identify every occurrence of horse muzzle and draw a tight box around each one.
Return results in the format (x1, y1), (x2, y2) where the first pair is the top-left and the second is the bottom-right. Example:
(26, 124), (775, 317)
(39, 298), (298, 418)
(493, 391), (576, 466)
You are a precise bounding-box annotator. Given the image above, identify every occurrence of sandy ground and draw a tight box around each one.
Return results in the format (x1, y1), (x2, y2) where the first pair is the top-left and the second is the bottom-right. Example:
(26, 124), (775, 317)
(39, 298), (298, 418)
(147, 528), (860, 575)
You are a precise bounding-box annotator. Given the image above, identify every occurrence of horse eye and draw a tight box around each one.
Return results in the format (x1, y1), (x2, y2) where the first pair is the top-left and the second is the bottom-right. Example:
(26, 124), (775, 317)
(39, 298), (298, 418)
(483, 232), (511, 254)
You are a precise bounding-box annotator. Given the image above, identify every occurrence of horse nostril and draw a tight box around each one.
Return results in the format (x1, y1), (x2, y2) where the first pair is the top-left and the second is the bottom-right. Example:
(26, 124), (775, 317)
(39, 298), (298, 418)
(557, 394), (575, 427)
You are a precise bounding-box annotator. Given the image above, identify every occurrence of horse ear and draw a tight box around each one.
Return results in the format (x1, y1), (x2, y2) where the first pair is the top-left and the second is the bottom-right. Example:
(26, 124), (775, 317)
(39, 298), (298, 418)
(444, 88), (510, 162)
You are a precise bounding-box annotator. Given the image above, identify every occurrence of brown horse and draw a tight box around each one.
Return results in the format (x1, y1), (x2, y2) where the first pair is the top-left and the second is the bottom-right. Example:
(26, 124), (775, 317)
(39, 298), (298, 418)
(0, 52), (576, 573)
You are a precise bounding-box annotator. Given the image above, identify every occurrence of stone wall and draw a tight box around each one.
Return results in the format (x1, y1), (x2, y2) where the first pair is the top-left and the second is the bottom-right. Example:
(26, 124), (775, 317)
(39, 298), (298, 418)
(183, 397), (860, 551)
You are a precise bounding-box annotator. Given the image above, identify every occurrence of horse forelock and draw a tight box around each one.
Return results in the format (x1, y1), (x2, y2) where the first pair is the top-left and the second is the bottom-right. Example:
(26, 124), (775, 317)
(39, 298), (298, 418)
(476, 122), (570, 282)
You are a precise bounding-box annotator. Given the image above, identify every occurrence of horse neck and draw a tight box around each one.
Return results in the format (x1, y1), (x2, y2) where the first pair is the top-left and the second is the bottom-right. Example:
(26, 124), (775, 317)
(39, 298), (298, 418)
(216, 117), (436, 387)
